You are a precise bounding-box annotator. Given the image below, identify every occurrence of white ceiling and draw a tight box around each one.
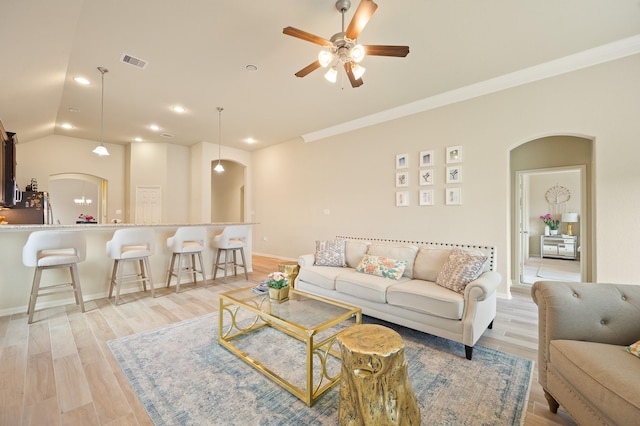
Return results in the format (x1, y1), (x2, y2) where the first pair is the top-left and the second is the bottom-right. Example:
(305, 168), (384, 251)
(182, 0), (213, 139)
(1, 0), (639, 151)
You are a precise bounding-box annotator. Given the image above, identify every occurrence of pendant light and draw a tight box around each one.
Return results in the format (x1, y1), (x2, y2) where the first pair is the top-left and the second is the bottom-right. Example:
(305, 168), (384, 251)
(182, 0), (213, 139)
(214, 107), (224, 173)
(92, 66), (110, 156)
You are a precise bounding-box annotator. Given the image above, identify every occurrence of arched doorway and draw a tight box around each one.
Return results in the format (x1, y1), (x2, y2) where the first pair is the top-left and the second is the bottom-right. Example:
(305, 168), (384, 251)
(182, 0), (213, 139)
(48, 173), (108, 224)
(510, 135), (593, 288)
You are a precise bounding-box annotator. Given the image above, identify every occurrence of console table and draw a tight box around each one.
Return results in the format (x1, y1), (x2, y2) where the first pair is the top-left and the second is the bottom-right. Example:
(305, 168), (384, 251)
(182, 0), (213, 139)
(541, 235), (578, 260)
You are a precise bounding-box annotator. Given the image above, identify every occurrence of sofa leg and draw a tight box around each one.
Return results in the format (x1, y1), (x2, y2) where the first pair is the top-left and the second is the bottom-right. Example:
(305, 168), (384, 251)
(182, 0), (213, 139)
(488, 320), (494, 329)
(465, 345), (473, 360)
(543, 390), (559, 413)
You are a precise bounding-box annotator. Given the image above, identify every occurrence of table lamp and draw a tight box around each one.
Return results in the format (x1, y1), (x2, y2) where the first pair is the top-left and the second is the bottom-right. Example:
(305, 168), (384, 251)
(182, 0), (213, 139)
(562, 212), (579, 236)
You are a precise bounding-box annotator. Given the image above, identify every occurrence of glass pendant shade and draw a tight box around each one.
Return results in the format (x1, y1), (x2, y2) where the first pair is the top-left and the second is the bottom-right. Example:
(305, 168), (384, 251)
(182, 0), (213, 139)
(324, 66), (338, 83)
(352, 63), (366, 79)
(214, 162), (224, 173)
(351, 44), (365, 63)
(93, 145), (109, 156)
(318, 50), (333, 67)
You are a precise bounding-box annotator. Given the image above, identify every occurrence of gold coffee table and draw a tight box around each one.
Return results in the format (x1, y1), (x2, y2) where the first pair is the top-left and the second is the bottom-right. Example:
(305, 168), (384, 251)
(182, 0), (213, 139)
(218, 286), (361, 406)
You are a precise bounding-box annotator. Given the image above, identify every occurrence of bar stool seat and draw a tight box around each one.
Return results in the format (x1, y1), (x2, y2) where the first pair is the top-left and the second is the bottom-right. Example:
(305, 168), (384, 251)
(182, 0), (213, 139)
(106, 228), (155, 305)
(22, 230), (86, 324)
(212, 226), (249, 282)
(166, 226), (207, 292)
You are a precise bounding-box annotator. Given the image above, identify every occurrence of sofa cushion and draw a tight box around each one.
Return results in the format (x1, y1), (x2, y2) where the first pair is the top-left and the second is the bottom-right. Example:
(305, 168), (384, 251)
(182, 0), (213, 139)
(314, 239), (346, 267)
(367, 244), (418, 278)
(356, 254), (407, 280)
(436, 248), (488, 294)
(413, 248), (451, 282)
(296, 265), (350, 290)
(345, 240), (370, 268)
(336, 272), (410, 303)
(550, 340), (640, 426)
(387, 280), (464, 320)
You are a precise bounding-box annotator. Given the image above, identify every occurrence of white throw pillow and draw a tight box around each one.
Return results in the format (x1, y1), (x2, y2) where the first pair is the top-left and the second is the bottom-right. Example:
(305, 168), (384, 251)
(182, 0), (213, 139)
(314, 239), (346, 267)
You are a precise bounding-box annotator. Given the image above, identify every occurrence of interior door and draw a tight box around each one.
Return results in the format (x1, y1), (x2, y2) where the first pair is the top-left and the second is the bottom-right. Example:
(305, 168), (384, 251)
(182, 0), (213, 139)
(135, 186), (161, 224)
(516, 172), (529, 284)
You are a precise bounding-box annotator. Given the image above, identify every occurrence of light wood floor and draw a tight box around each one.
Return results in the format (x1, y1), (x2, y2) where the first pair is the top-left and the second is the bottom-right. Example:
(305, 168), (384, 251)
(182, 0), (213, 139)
(0, 255), (577, 425)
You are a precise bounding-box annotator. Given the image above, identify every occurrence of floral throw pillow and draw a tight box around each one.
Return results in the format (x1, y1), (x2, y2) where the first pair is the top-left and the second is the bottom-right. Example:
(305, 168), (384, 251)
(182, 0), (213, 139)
(314, 239), (346, 267)
(435, 248), (488, 294)
(626, 340), (640, 358)
(356, 254), (407, 280)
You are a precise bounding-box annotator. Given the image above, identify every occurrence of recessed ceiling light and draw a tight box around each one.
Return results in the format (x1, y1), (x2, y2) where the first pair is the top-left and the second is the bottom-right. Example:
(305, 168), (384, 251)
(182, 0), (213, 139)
(60, 123), (73, 129)
(172, 105), (185, 113)
(134, 137), (143, 142)
(245, 64), (258, 72)
(149, 124), (160, 131)
(74, 76), (90, 85)
(245, 137), (256, 144)
(68, 107), (79, 112)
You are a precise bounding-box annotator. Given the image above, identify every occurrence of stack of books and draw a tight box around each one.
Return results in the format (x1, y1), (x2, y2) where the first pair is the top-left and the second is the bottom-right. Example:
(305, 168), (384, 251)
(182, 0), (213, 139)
(251, 281), (270, 295)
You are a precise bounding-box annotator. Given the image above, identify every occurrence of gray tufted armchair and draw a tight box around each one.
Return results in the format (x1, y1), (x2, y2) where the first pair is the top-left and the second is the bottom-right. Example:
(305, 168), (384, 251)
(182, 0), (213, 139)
(532, 281), (640, 426)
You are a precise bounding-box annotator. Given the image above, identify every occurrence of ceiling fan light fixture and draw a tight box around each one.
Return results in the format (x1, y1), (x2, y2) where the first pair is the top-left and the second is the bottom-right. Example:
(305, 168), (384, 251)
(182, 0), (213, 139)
(324, 66), (338, 83)
(318, 50), (334, 67)
(351, 44), (365, 63)
(352, 63), (366, 79)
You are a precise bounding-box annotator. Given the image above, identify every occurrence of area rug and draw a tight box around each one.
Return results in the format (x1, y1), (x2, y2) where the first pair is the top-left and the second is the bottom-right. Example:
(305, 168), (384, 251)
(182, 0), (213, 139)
(108, 314), (532, 425)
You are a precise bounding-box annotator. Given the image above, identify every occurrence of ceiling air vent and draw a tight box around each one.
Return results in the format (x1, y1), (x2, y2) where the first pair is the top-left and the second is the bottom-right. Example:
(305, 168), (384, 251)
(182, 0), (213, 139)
(120, 53), (148, 69)
(161, 133), (174, 138)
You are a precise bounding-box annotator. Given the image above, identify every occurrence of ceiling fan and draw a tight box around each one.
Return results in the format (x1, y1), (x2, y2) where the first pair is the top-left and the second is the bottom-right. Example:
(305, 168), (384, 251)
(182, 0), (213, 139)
(283, 0), (409, 88)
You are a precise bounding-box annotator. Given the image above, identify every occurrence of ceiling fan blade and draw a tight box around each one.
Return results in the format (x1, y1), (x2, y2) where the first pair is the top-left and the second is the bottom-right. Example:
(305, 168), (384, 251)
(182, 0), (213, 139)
(364, 45), (410, 57)
(345, 0), (378, 40)
(344, 62), (364, 88)
(295, 60), (322, 78)
(283, 26), (332, 46)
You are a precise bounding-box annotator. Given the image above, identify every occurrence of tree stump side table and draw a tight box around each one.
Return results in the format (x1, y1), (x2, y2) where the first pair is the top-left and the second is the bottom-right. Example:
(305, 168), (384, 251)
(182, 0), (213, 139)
(336, 324), (421, 425)
(278, 261), (299, 288)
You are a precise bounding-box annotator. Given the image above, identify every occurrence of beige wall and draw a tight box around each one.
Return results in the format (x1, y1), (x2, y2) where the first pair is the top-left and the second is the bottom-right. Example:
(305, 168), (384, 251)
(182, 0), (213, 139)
(251, 54), (640, 296)
(15, 135), (125, 222)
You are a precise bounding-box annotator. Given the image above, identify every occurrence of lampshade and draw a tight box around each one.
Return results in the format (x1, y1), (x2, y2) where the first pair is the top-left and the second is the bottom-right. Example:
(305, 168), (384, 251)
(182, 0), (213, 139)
(324, 66), (338, 83)
(352, 63), (366, 80)
(318, 50), (333, 67)
(561, 213), (579, 223)
(351, 44), (365, 63)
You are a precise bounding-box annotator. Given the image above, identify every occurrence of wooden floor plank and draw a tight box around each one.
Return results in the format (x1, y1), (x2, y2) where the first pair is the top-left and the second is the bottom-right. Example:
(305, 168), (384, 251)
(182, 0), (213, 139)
(0, 254), (577, 425)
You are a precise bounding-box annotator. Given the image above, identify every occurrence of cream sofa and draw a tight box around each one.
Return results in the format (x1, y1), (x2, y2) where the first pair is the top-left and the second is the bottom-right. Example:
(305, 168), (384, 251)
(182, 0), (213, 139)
(295, 238), (501, 360)
(532, 281), (640, 426)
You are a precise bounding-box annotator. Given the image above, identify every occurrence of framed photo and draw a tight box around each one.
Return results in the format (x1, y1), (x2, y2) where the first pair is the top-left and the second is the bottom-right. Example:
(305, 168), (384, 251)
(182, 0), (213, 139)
(445, 187), (462, 205)
(446, 145), (462, 164)
(396, 153), (409, 169)
(396, 171), (409, 187)
(446, 165), (463, 183)
(396, 191), (409, 207)
(419, 168), (433, 186)
(419, 189), (433, 206)
(419, 150), (434, 167)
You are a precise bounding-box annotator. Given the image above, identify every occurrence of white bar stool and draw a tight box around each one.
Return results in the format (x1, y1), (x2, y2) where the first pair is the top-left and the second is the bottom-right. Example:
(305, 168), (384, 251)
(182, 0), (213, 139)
(212, 226), (249, 282)
(166, 226), (207, 292)
(106, 228), (155, 305)
(22, 230), (86, 324)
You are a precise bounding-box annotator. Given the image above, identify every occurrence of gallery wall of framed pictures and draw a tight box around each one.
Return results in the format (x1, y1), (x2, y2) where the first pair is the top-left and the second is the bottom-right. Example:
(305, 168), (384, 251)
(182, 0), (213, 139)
(395, 146), (463, 207)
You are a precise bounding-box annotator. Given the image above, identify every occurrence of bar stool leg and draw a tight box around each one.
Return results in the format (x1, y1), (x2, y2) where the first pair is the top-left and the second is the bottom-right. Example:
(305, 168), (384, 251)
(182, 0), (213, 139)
(166, 253), (177, 288)
(114, 260), (124, 305)
(143, 257), (155, 297)
(70, 263), (85, 313)
(223, 249), (230, 283)
(108, 261), (118, 299)
(28, 268), (43, 324)
(213, 249), (222, 280)
(196, 251), (206, 286)
(239, 248), (249, 280)
(175, 253), (184, 293)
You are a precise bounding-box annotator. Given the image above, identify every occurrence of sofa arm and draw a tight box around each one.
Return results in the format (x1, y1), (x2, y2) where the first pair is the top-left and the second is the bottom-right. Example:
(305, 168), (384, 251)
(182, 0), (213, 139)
(531, 281), (640, 388)
(298, 254), (315, 267)
(464, 271), (501, 301)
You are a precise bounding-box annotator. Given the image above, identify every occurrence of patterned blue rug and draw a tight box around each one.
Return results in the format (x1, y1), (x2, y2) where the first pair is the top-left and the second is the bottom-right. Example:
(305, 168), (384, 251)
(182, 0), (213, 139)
(108, 314), (532, 425)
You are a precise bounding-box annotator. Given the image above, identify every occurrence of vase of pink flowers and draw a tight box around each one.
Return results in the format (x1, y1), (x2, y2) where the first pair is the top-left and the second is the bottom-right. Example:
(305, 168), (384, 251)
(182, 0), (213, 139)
(540, 213), (559, 235)
(266, 271), (289, 302)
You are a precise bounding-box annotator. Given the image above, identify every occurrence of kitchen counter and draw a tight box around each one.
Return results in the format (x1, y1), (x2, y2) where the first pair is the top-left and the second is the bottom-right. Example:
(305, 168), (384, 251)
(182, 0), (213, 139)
(0, 222), (256, 317)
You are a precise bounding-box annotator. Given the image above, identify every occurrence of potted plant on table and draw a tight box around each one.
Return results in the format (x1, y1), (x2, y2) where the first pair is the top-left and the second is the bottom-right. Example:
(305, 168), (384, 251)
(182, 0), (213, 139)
(540, 213), (560, 235)
(266, 271), (289, 302)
